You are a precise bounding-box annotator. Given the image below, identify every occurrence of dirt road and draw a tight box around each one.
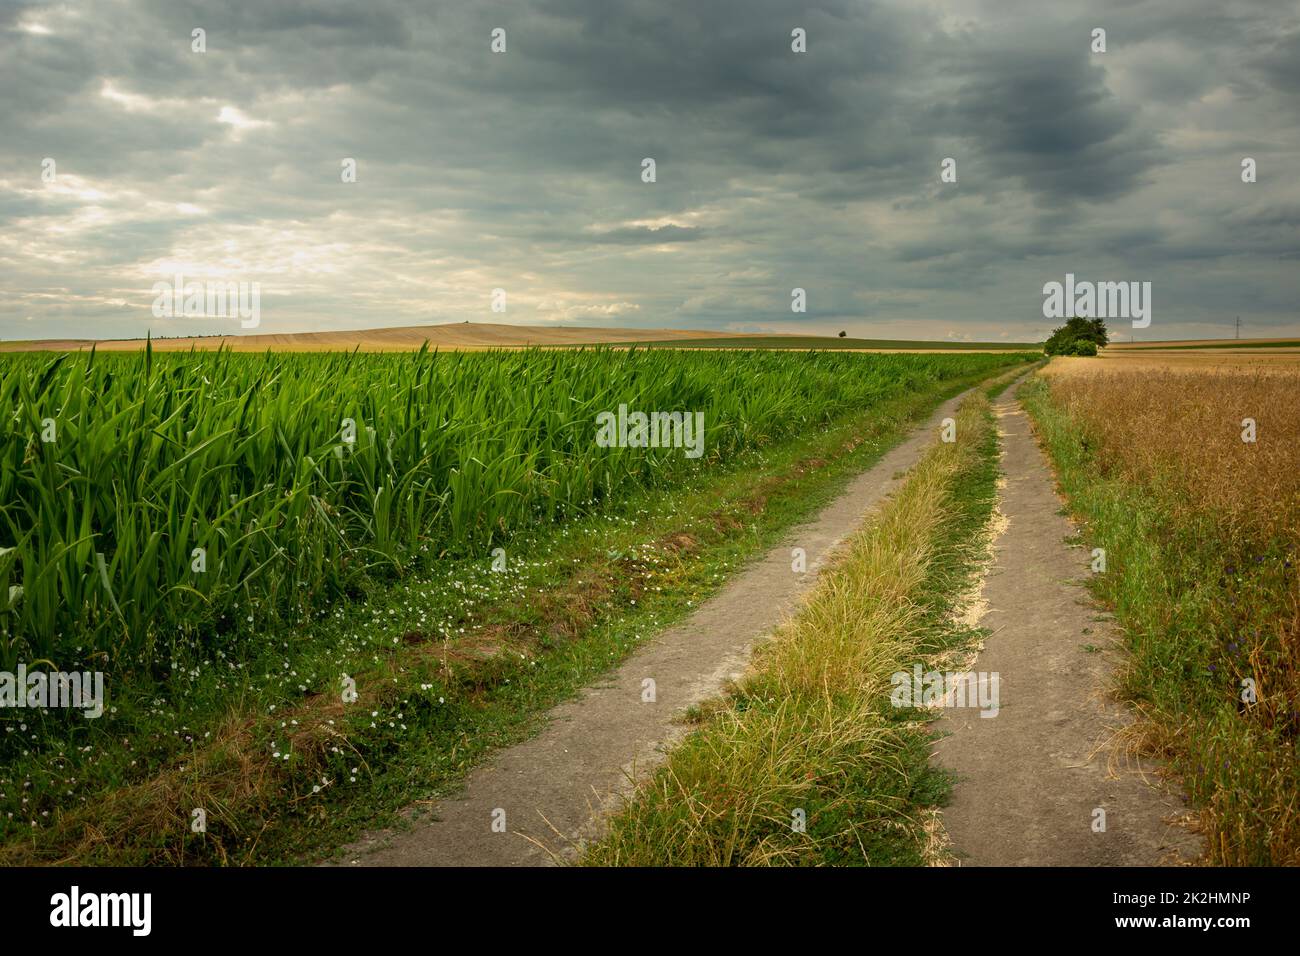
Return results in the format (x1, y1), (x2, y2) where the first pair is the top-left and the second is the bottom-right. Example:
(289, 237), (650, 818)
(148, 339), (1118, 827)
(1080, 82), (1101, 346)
(327, 373), (1200, 867)
(931, 381), (1202, 865)
(327, 387), (977, 866)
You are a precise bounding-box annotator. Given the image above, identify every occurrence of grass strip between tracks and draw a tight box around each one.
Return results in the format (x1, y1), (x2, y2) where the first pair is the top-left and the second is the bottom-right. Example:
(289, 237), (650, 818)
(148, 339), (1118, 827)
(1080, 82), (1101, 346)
(584, 383), (1009, 866)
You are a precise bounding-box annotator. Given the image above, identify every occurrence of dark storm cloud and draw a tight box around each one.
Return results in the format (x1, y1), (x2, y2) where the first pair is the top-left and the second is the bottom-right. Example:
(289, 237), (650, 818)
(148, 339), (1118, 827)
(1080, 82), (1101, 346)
(1, 0), (1297, 342)
(1252, 30), (1300, 98)
(940, 43), (1164, 205)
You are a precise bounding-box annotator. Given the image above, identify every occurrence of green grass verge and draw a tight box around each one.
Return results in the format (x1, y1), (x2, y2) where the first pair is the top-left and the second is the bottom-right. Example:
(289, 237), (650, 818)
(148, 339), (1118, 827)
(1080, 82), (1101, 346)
(582, 388), (1006, 866)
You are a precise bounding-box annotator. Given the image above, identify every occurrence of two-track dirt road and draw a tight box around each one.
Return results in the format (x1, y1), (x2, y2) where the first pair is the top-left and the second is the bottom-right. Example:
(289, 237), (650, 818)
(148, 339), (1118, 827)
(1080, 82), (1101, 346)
(327, 373), (1201, 867)
(329, 386), (978, 866)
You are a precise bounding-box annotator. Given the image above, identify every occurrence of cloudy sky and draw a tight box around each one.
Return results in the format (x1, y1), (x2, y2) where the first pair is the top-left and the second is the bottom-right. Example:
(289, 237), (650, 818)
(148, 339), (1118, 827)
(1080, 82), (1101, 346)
(3, 0), (1297, 343)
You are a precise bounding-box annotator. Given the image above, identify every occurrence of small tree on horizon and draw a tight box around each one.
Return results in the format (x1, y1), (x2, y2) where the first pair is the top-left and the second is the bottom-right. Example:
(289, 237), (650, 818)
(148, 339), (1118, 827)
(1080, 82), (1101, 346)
(838, 330), (847, 338)
(1044, 317), (1108, 356)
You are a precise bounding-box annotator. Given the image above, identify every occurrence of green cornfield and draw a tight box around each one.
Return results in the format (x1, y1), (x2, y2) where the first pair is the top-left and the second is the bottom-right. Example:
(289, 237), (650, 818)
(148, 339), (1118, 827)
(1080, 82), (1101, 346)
(0, 345), (1028, 671)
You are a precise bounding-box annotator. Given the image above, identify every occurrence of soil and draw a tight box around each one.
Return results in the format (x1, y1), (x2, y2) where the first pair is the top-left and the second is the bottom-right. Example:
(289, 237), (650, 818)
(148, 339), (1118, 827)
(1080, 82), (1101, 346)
(930, 380), (1203, 866)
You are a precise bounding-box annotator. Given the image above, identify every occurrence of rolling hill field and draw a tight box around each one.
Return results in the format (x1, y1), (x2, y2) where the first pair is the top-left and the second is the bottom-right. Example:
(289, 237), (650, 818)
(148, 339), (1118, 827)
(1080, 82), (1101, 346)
(2, 323), (1037, 353)
(601, 334), (1037, 351)
(0, 323), (748, 352)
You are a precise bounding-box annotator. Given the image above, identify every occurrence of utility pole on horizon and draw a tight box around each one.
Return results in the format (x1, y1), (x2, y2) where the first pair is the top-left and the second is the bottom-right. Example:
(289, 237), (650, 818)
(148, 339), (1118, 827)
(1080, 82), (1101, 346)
(1236, 316), (1241, 339)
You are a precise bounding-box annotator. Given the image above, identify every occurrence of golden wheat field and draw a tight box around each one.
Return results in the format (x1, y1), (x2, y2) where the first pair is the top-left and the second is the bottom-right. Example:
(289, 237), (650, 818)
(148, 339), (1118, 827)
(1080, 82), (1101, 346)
(1044, 353), (1300, 542)
(1037, 352), (1300, 865)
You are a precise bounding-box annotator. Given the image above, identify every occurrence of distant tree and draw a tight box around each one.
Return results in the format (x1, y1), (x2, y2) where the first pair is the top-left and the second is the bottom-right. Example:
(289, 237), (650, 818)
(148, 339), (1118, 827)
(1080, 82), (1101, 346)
(1044, 317), (1108, 356)
(838, 330), (847, 338)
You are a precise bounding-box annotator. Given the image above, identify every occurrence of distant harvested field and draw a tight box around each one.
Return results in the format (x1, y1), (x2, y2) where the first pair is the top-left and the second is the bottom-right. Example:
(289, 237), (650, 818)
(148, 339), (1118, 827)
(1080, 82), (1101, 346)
(1108, 337), (1300, 351)
(1087, 350), (1300, 373)
(2, 325), (1046, 355)
(609, 335), (1037, 352)
(0, 322), (749, 353)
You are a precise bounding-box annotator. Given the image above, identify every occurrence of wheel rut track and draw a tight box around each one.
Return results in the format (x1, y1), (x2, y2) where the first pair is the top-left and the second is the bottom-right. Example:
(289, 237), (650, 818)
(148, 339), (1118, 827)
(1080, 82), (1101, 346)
(327, 384), (984, 866)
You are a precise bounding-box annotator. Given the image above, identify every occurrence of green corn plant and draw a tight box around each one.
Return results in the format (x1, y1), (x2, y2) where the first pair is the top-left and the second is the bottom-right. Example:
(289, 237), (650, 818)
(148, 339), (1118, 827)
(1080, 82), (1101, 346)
(0, 345), (1031, 674)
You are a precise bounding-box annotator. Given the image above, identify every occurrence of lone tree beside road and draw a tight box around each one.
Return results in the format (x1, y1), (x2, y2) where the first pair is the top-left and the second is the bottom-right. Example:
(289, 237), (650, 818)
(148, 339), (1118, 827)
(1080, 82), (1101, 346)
(1044, 318), (1108, 356)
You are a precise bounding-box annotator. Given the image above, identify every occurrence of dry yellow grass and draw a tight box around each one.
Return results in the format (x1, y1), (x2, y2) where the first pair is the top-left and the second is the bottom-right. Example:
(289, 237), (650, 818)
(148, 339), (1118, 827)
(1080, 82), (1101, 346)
(584, 394), (995, 865)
